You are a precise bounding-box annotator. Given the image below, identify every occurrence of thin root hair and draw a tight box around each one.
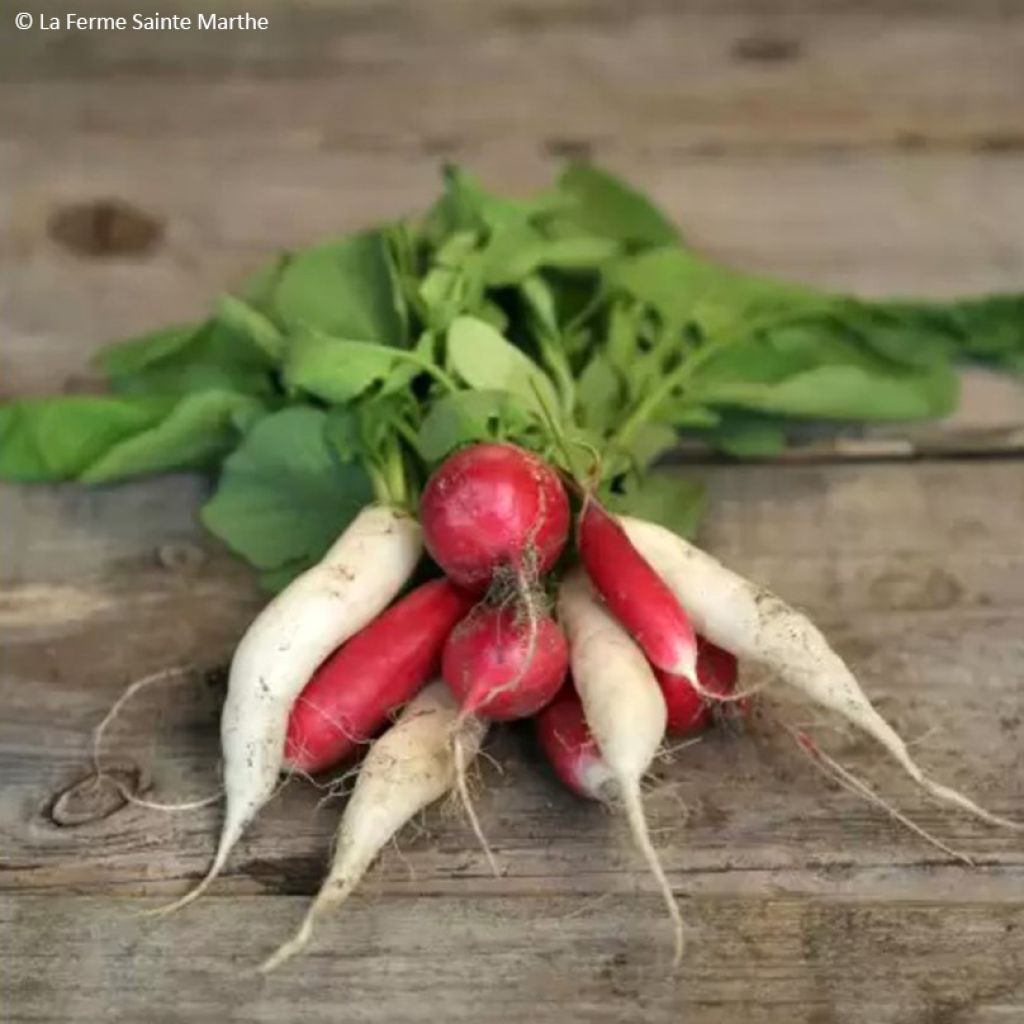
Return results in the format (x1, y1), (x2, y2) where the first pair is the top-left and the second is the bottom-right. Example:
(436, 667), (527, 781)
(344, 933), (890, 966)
(452, 729), (501, 877)
(92, 665), (223, 813)
(784, 721), (974, 865)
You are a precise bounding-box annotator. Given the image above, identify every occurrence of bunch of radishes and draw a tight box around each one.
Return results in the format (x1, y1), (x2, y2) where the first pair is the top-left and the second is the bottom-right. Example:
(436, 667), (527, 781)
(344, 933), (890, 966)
(157, 441), (1017, 971)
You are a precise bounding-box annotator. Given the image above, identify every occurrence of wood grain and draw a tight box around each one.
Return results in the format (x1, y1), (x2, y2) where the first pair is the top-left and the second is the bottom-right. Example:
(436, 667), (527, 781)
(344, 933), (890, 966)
(3, 894), (1023, 1024)
(4, 2), (1024, 1019)
(2, 461), (1023, 1024)
(5, 0), (1023, 159)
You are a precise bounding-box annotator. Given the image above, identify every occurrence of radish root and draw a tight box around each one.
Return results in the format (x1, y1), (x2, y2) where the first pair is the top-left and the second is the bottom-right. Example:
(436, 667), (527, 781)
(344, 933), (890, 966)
(92, 666), (223, 813)
(449, 560), (546, 875)
(621, 782), (685, 967)
(785, 722), (973, 864)
(260, 683), (486, 972)
(452, 726), (501, 877)
(622, 516), (1023, 833)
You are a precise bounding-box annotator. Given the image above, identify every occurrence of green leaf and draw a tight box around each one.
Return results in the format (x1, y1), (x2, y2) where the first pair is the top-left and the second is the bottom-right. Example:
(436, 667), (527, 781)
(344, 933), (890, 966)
(483, 226), (620, 286)
(271, 230), (405, 344)
(447, 315), (559, 417)
(200, 406), (375, 575)
(557, 164), (680, 247)
(99, 318), (278, 397)
(240, 253), (291, 312)
(520, 275), (561, 337)
(704, 414), (788, 458)
(603, 471), (706, 540)
(623, 421), (679, 471)
(417, 251), (486, 333)
(606, 246), (820, 335)
(697, 362), (958, 420)
(867, 294), (1024, 373)
(0, 395), (175, 481)
(284, 331), (404, 404)
(605, 300), (643, 377)
(81, 391), (264, 483)
(416, 390), (532, 462)
(424, 165), (555, 240)
(96, 323), (200, 380)
(214, 295), (285, 361)
(576, 353), (622, 430)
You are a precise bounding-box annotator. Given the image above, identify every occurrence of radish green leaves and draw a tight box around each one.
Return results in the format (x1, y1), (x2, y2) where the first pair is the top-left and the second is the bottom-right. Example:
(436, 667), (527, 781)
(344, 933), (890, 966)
(3, 163), (1022, 588)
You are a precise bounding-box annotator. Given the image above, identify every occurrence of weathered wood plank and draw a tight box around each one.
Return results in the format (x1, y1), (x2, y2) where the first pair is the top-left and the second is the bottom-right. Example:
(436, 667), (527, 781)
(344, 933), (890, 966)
(3, 461), (1022, 907)
(4, 0), (1023, 159)
(2, 893), (1023, 1024)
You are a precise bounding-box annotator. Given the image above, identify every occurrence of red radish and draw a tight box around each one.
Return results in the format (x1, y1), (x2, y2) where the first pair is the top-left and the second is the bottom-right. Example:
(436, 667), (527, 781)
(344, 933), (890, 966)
(420, 443), (570, 592)
(261, 682), (488, 972)
(578, 497), (698, 681)
(284, 579), (475, 774)
(558, 568), (684, 965)
(622, 515), (1022, 831)
(154, 505), (423, 915)
(656, 636), (739, 735)
(535, 685), (613, 800)
(442, 604), (568, 720)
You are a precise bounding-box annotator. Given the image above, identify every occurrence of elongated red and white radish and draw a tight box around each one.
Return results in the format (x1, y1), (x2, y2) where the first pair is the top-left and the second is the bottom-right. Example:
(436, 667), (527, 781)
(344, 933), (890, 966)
(420, 442), (570, 592)
(622, 515), (1021, 830)
(535, 685), (614, 801)
(260, 681), (487, 972)
(558, 568), (685, 965)
(538, 641), (736, 800)
(442, 604), (569, 721)
(159, 505), (423, 914)
(656, 636), (739, 736)
(285, 579), (474, 774)
(578, 498), (697, 681)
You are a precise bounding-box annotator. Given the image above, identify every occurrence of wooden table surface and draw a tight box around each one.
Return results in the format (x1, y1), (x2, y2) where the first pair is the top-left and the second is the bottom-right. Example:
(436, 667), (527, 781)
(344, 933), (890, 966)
(3, 2), (1024, 1021)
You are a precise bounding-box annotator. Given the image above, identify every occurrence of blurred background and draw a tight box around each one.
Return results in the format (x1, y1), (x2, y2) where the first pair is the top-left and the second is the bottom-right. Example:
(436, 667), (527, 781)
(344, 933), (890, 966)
(5, 0), (1023, 399)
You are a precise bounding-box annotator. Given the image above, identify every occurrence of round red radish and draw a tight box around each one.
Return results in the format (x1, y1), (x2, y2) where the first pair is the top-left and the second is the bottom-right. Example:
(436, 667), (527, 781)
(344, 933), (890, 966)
(578, 498), (698, 680)
(535, 685), (613, 800)
(285, 579), (474, 773)
(442, 604), (568, 720)
(655, 636), (739, 735)
(420, 443), (570, 591)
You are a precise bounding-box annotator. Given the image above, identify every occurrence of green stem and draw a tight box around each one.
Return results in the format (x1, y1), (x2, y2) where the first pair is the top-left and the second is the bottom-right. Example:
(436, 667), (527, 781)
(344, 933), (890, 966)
(353, 341), (459, 394)
(611, 342), (719, 453)
(610, 311), (810, 453)
(536, 333), (576, 417)
(366, 463), (392, 506)
(564, 290), (605, 337)
(529, 378), (579, 482)
(383, 440), (409, 509)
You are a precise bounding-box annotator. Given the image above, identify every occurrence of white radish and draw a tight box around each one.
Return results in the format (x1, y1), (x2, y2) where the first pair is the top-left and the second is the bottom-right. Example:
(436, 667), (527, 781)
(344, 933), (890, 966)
(621, 515), (1021, 830)
(557, 568), (685, 965)
(159, 505), (423, 915)
(260, 681), (487, 972)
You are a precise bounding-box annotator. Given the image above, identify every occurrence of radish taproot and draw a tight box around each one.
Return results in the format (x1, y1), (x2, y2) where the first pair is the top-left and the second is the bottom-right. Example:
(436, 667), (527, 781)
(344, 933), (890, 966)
(442, 600), (569, 874)
(442, 604), (568, 721)
(420, 442), (570, 592)
(656, 636), (739, 736)
(558, 568), (685, 965)
(622, 515), (1021, 830)
(535, 685), (613, 801)
(260, 681), (487, 972)
(285, 579), (474, 774)
(158, 505), (423, 914)
(578, 497), (698, 681)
